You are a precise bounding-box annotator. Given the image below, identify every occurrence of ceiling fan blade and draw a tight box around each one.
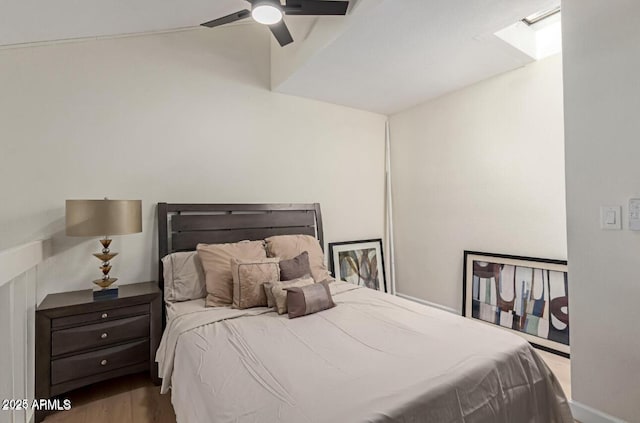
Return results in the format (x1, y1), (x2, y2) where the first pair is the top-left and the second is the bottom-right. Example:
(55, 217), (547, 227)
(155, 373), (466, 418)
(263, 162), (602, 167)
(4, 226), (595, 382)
(201, 9), (251, 28)
(269, 20), (294, 47)
(284, 0), (349, 16)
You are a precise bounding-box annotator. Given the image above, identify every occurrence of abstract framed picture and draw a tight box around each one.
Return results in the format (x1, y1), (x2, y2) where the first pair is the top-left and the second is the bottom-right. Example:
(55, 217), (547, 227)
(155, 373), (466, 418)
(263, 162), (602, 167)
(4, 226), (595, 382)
(463, 251), (569, 357)
(329, 239), (387, 293)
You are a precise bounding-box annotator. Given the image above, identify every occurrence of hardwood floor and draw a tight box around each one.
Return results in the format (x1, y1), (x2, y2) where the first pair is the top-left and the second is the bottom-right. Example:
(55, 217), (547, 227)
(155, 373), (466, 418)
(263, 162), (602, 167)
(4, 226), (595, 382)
(43, 373), (175, 423)
(537, 348), (572, 400)
(44, 351), (571, 423)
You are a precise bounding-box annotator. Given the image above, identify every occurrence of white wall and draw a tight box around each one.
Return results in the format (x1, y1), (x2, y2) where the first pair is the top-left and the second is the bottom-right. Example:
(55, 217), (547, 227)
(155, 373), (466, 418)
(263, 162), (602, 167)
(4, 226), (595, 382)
(563, 1), (640, 421)
(0, 26), (386, 303)
(389, 55), (567, 311)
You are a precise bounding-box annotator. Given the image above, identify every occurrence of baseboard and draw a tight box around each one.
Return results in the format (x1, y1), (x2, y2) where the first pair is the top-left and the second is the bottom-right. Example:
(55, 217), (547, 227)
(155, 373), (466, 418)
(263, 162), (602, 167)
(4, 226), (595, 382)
(395, 292), (458, 314)
(570, 400), (628, 423)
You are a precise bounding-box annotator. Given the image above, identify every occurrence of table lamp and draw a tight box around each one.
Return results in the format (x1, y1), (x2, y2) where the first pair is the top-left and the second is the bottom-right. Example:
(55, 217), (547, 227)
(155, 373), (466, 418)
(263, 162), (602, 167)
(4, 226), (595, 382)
(66, 199), (142, 299)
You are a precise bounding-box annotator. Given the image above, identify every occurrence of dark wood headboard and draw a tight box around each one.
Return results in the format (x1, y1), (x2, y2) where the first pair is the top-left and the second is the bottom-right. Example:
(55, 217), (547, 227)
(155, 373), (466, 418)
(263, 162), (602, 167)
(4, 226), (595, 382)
(157, 202), (324, 295)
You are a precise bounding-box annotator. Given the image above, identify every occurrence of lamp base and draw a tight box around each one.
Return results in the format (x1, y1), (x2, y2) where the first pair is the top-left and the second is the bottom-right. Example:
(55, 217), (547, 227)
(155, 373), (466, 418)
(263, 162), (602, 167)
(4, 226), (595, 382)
(93, 277), (118, 288)
(93, 284), (119, 301)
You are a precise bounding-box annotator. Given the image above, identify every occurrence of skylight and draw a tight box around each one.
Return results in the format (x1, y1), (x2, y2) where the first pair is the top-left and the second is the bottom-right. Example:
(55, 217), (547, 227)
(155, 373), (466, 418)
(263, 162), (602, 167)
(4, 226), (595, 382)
(494, 6), (562, 61)
(523, 6), (561, 26)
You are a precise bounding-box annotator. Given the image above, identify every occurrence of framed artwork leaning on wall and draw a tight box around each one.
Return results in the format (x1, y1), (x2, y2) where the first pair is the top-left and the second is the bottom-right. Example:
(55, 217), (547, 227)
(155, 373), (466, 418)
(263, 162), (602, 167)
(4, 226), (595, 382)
(463, 251), (569, 357)
(329, 239), (387, 293)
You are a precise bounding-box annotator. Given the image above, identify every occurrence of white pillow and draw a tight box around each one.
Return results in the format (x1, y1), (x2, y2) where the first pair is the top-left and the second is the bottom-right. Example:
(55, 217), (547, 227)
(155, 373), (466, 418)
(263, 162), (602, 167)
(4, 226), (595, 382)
(162, 251), (207, 302)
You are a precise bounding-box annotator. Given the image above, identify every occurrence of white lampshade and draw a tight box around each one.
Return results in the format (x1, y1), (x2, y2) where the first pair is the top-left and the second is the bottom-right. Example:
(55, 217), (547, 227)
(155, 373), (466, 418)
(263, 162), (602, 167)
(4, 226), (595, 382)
(252, 2), (283, 25)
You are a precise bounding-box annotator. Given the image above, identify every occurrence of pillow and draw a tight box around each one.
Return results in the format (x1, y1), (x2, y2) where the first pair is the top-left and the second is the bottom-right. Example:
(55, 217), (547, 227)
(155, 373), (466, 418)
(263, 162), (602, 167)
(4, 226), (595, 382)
(265, 235), (331, 283)
(269, 277), (314, 315)
(231, 257), (280, 309)
(286, 281), (335, 318)
(263, 282), (276, 308)
(161, 251), (206, 302)
(197, 241), (267, 307)
(279, 251), (312, 281)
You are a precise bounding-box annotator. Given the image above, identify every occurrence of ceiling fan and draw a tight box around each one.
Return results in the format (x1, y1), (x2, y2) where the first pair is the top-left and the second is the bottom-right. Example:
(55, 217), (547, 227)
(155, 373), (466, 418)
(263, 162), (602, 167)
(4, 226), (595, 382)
(201, 0), (350, 47)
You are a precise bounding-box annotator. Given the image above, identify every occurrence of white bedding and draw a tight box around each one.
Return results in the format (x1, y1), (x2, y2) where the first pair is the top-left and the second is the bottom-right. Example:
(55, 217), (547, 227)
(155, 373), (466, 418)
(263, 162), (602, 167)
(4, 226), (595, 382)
(157, 282), (572, 423)
(165, 298), (207, 321)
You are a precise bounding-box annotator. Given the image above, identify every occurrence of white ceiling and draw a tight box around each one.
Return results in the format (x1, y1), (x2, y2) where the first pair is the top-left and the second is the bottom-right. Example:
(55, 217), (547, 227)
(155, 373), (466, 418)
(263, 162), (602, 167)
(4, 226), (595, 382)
(0, 0), (560, 115)
(0, 0), (244, 46)
(274, 0), (561, 114)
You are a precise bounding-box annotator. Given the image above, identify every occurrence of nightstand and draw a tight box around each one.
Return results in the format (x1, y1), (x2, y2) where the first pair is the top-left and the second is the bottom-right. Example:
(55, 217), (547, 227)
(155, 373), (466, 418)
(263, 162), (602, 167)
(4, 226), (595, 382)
(35, 282), (161, 422)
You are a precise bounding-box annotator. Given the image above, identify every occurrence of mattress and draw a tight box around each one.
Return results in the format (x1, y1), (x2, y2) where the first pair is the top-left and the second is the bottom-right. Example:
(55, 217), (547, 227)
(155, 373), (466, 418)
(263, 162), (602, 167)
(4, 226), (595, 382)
(157, 282), (572, 423)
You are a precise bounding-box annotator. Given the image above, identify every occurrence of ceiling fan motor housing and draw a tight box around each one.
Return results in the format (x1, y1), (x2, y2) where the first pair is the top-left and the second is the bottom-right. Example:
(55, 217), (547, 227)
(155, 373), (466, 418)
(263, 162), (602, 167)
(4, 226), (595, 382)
(201, 0), (349, 47)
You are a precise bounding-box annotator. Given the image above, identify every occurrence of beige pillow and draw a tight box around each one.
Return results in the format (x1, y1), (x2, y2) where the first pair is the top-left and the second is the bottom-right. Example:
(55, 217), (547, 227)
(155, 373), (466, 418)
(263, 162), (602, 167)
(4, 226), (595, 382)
(263, 282), (276, 308)
(231, 258), (280, 309)
(270, 277), (314, 315)
(197, 241), (267, 307)
(265, 235), (331, 283)
(161, 251), (207, 302)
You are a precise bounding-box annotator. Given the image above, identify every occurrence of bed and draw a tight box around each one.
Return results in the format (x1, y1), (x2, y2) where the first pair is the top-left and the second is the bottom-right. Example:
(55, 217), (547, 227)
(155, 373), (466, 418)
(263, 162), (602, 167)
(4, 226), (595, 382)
(155, 203), (573, 423)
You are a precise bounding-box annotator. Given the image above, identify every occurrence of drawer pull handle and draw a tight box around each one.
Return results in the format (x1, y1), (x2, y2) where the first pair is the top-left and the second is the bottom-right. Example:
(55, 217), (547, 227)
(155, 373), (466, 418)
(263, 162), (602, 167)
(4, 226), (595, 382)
(100, 359), (108, 366)
(101, 333), (108, 339)
(101, 313), (108, 319)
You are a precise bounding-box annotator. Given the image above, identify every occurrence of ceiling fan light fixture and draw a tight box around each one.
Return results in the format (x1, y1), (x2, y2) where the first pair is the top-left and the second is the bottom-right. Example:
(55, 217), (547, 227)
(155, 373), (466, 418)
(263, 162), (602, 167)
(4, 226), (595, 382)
(201, 0), (349, 48)
(252, 1), (283, 25)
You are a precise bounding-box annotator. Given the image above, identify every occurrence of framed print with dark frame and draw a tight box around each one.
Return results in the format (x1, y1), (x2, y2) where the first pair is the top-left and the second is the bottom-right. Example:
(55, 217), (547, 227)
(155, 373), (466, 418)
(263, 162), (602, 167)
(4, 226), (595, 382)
(329, 239), (387, 293)
(463, 251), (569, 357)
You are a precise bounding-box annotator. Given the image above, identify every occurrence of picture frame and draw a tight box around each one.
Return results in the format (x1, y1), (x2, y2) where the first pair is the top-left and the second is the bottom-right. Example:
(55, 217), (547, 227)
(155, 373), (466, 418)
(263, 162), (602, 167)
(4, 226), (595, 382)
(329, 239), (387, 293)
(463, 251), (569, 357)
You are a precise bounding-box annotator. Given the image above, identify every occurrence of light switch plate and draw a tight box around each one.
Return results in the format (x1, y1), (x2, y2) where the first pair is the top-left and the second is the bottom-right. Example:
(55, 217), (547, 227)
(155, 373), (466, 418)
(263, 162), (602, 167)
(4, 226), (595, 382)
(601, 206), (622, 230)
(629, 199), (640, 230)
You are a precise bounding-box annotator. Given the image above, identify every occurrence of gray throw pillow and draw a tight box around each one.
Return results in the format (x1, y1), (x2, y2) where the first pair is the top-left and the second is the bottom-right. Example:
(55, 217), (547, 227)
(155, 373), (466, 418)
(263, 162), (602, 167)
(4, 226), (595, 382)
(285, 281), (335, 319)
(279, 251), (312, 281)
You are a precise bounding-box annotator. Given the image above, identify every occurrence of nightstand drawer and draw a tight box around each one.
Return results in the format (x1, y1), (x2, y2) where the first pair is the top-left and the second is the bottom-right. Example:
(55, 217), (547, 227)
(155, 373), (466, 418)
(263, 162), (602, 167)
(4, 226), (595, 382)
(51, 339), (149, 385)
(51, 315), (150, 356)
(51, 303), (148, 329)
